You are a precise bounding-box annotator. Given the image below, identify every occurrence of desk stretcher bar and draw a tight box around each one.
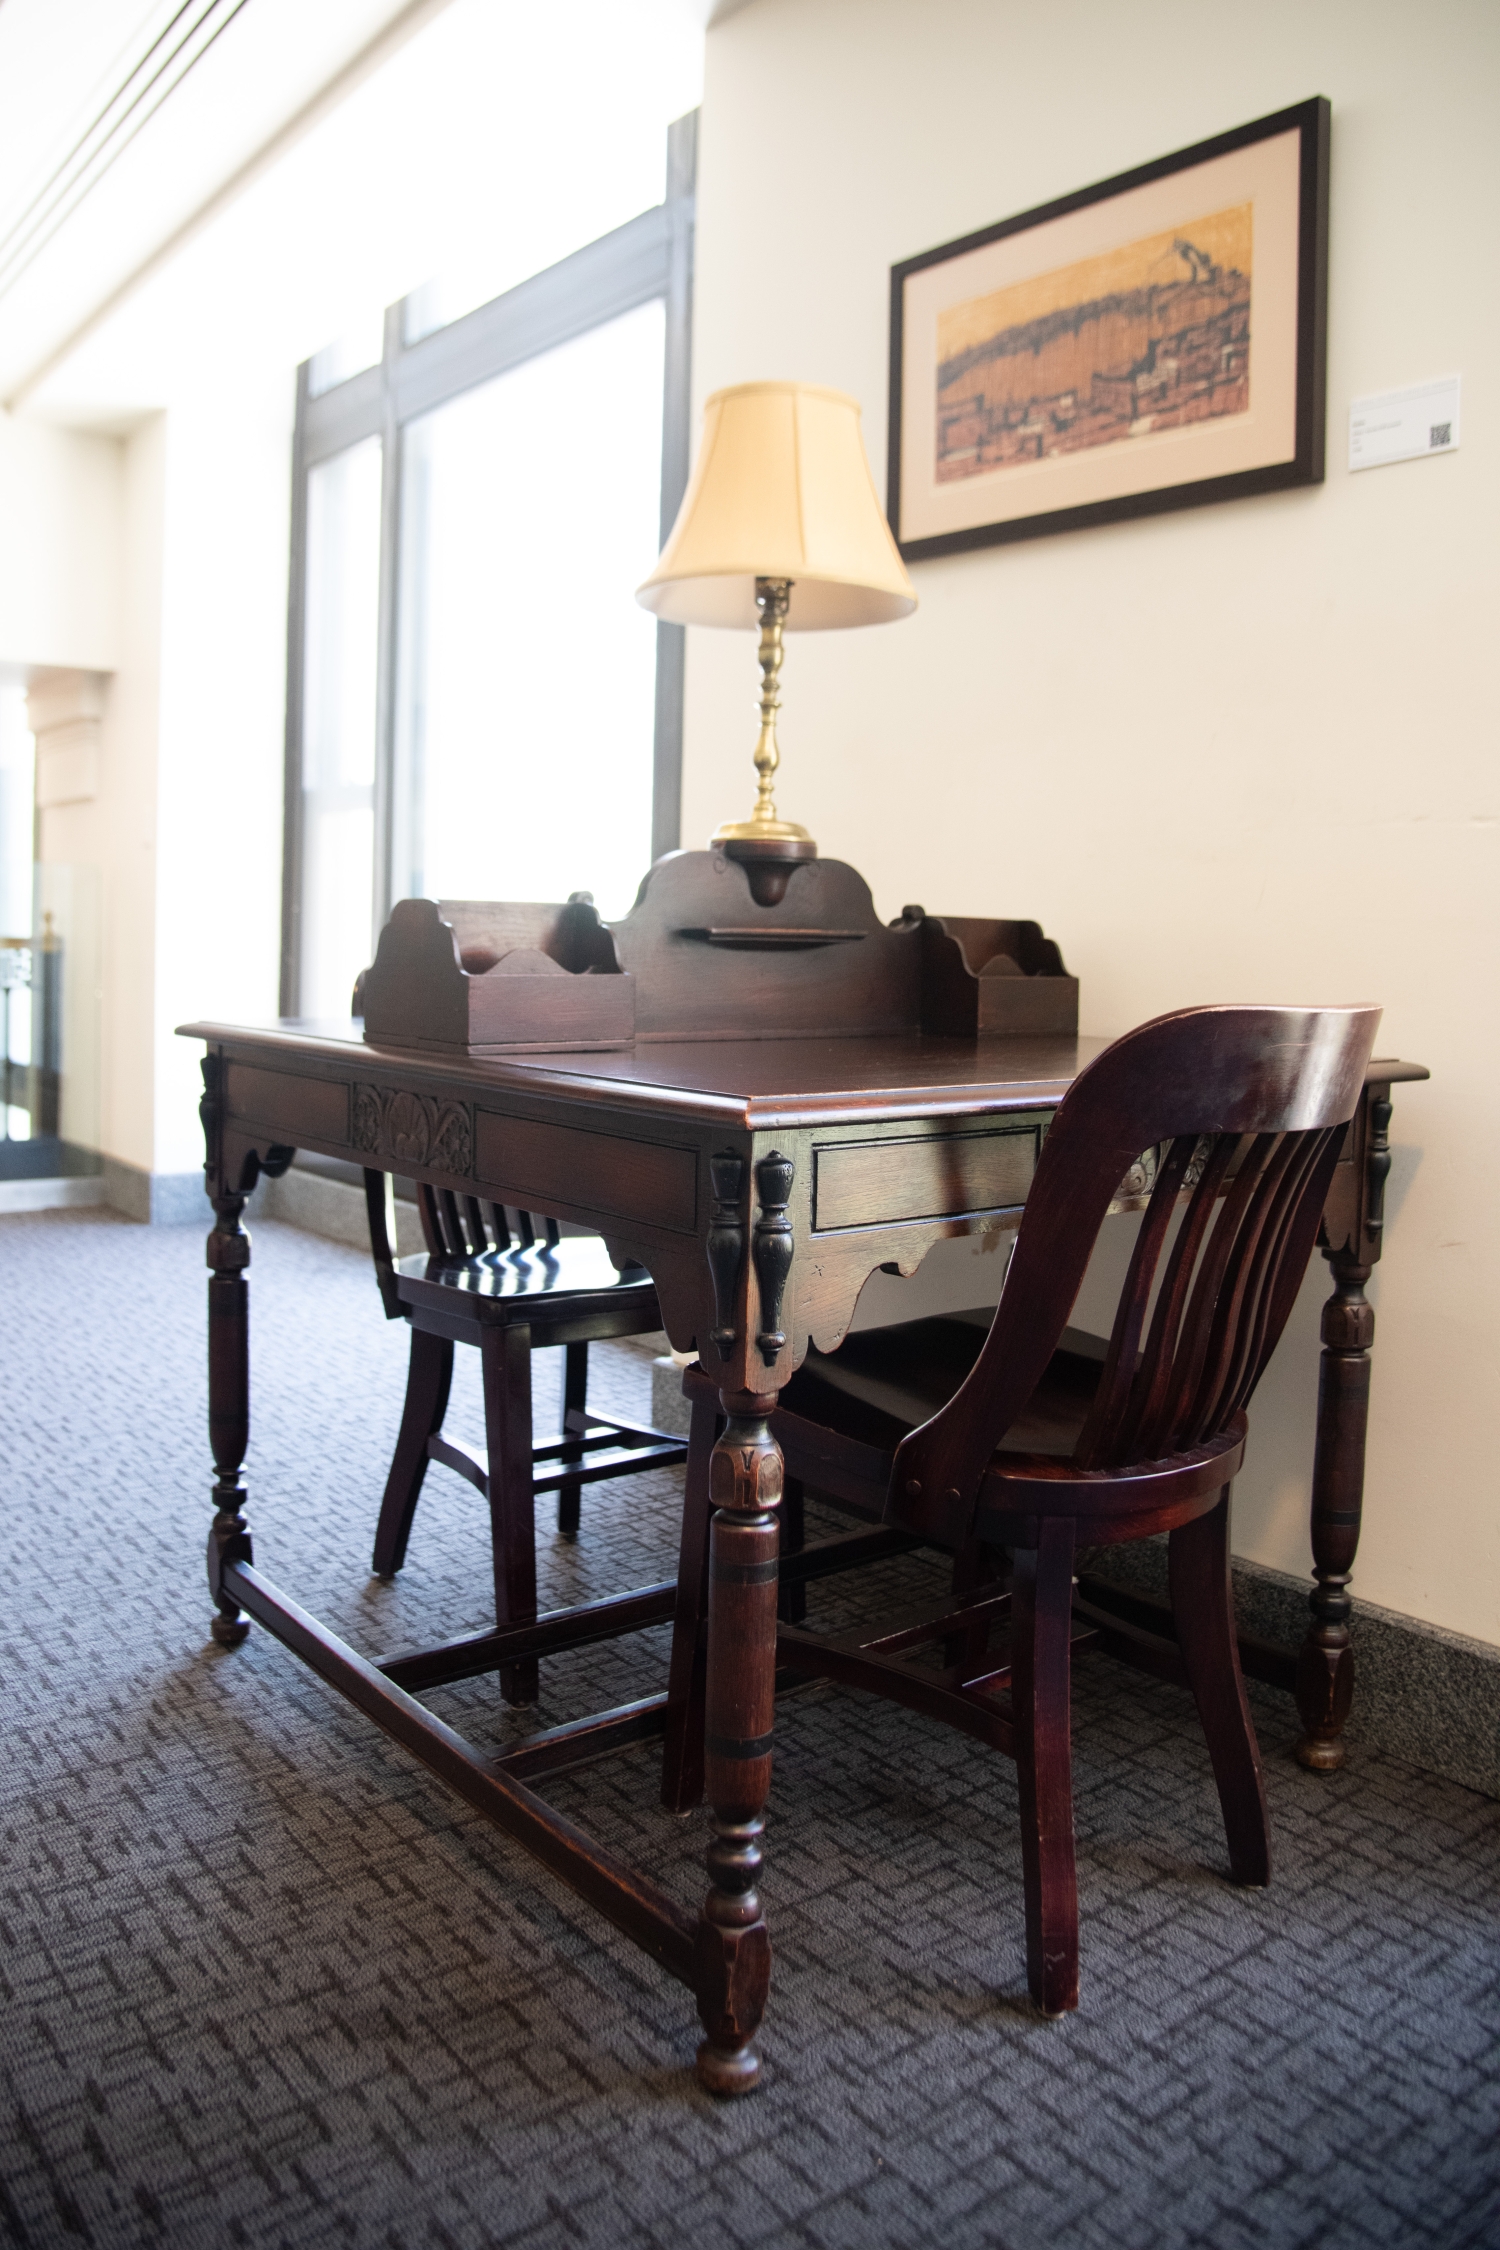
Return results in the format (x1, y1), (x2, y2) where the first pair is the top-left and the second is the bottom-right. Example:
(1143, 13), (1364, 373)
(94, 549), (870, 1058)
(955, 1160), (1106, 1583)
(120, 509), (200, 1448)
(221, 1557), (699, 1988)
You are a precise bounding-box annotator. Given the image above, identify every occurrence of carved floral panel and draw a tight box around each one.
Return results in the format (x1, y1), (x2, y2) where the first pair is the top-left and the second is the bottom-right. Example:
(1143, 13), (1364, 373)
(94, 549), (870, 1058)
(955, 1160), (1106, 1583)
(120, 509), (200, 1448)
(351, 1084), (473, 1178)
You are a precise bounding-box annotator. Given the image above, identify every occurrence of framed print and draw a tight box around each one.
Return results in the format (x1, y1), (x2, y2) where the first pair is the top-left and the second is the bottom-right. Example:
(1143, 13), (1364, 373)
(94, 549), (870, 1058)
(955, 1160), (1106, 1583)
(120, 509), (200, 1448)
(888, 98), (1329, 559)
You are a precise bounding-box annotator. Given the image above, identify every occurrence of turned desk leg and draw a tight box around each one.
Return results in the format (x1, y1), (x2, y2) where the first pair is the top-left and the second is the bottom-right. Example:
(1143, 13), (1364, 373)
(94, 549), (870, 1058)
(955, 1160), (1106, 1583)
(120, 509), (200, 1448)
(1296, 1246), (1374, 1771)
(206, 1187), (254, 1647)
(694, 1389), (781, 2096)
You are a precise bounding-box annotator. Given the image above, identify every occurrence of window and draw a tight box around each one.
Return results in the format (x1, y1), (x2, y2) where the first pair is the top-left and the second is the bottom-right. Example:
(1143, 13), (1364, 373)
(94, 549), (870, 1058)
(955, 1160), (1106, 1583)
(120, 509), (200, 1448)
(297, 439), (381, 1020)
(281, 112), (695, 1016)
(396, 300), (665, 915)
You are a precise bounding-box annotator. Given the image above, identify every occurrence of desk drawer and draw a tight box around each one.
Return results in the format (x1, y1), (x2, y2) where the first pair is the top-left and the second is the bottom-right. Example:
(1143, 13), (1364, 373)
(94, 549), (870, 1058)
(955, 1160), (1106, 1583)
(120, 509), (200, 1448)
(225, 1064), (350, 1146)
(475, 1111), (698, 1233)
(812, 1125), (1039, 1232)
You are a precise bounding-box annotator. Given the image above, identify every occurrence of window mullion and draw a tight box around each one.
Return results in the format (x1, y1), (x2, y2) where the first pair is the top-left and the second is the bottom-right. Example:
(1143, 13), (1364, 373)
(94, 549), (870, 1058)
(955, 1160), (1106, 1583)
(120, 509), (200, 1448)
(278, 359), (311, 1015)
(653, 108), (696, 862)
(370, 301), (405, 940)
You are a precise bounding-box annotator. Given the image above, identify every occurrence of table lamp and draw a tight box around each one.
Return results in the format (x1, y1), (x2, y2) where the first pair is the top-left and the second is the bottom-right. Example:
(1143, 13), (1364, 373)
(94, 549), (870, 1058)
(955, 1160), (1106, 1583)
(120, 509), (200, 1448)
(636, 380), (916, 893)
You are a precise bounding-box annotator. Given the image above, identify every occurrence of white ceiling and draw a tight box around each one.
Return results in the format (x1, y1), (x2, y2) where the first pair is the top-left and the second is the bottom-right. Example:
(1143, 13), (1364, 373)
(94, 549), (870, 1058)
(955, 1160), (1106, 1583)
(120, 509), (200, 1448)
(0, 0), (449, 403)
(0, 0), (727, 419)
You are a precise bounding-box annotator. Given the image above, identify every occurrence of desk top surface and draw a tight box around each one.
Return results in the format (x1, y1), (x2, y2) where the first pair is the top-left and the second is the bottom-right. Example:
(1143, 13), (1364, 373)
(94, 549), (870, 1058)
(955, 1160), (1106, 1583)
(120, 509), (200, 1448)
(182, 1017), (1113, 1130)
(182, 1017), (1429, 1134)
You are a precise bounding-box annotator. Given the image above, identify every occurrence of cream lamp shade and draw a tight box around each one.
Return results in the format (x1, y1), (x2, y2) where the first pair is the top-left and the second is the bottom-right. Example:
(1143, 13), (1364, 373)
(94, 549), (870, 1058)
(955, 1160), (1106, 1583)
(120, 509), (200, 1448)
(636, 381), (915, 874)
(636, 381), (916, 630)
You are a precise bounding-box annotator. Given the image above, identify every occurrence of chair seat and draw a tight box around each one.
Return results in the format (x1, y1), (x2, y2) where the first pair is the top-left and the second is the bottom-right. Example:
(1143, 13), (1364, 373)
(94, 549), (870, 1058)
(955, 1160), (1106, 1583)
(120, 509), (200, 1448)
(396, 1236), (659, 1325)
(750, 1315), (1243, 1531)
(773, 1313), (1110, 1457)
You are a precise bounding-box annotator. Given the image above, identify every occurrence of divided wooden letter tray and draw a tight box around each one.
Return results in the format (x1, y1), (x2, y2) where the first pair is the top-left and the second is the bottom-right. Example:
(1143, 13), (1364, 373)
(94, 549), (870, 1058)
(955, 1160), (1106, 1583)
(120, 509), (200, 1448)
(359, 896), (634, 1055)
(917, 915), (1079, 1037)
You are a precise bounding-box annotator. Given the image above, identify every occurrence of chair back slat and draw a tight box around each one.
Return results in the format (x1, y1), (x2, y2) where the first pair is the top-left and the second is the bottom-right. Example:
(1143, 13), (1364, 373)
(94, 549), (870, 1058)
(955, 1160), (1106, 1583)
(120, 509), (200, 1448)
(361, 1167), (403, 1319)
(417, 1181), (445, 1256)
(1138, 1132), (1282, 1458)
(1197, 1133), (1332, 1438)
(1099, 1123), (1345, 1468)
(1072, 1132), (1197, 1469)
(1181, 1135), (1304, 1445)
(1110, 1132), (1239, 1463)
(436, 1188), (467, 1256)
(1192, 1133), (1315, 1438)
(888, 1003), (1381, 1545)
(1244, 1131), (1348, 1414)
(404, 1183), (564, 1263)
(1213, 1127), (1344, 1436)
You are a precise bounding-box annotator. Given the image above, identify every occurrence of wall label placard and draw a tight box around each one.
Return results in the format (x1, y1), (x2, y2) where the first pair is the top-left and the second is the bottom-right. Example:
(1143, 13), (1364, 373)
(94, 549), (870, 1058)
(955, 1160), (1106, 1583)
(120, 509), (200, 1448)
(1349, 375), (1460, 472)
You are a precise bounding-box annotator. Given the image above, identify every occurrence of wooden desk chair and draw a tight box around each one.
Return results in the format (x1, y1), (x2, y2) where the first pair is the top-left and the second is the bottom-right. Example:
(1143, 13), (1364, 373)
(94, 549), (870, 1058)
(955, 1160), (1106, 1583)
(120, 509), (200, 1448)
(665, 1002), (1380, 2016)
(363, 1171), (687, 1704)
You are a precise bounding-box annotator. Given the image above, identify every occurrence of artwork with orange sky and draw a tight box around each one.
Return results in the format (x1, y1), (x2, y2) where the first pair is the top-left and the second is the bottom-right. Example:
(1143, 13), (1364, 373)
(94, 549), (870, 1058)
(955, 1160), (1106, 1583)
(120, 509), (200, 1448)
(935, 203), (1252, 480)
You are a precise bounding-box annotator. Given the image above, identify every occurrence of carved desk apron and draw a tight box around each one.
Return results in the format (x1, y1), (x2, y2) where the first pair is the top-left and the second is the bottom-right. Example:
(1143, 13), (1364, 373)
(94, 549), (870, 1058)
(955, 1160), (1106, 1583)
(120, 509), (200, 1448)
(181, 1014), (1422, 2092)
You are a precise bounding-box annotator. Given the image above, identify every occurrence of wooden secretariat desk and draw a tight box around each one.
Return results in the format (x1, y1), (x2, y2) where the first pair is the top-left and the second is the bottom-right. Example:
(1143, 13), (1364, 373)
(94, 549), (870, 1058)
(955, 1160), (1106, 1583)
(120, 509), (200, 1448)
(182, 1001), (1422, 2092)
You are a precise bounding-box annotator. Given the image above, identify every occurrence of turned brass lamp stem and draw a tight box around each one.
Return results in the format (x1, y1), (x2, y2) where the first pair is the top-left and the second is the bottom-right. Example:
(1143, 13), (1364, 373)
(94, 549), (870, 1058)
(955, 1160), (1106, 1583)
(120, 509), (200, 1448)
(714, 577), (813, 848)
(749, 578), (790, 827)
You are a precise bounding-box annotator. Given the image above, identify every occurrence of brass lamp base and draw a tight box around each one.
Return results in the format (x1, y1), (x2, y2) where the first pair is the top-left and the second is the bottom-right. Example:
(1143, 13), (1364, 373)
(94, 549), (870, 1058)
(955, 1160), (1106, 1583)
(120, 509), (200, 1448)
(711, 577), (820, 903)
(713, 815), (814, 844)
(717, 831), (817, 908)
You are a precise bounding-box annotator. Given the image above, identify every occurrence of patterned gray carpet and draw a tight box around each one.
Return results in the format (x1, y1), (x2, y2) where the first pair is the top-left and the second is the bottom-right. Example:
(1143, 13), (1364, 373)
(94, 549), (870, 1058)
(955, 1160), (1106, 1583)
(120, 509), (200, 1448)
(1, 1208), (1495, 2250)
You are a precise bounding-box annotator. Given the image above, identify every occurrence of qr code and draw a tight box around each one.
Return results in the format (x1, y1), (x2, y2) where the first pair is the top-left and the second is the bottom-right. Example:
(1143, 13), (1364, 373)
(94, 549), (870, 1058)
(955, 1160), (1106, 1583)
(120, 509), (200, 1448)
(1430, 422), (1452, 448)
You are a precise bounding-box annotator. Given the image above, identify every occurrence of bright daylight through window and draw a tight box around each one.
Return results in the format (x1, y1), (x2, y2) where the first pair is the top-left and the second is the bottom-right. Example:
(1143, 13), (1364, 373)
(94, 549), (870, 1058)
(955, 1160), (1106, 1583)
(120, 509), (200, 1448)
(298, 439), (381, 1023)
(286, 6), (700, 1021)
(397, 301), (665, 916)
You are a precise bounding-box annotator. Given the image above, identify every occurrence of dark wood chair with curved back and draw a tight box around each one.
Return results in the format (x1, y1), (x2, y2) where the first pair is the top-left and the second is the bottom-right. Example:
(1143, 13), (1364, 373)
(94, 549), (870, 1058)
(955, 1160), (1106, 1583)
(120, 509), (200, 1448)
(665, 1002), (1381, 2017)
(363, 1171), (687, 1704)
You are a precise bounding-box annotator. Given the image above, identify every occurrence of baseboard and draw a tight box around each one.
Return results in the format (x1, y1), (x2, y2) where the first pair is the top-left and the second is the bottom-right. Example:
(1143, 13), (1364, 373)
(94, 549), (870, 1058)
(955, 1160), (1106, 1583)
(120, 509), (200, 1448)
(96, 1159), (420, 1236)
(652, 1355), (694, 1439)
(257, 1167), (427, 1258)
(0, 1175), (107, 1213)
(255, 1166), (663, 1268)
(0, 1150), (214, 1226)
(1077, 1539), (1500, 1801)
(100, 1157), (206, 1226)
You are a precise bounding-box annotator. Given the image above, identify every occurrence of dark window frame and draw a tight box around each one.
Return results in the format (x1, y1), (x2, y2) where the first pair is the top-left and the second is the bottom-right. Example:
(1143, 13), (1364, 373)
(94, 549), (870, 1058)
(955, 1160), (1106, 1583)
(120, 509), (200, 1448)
(279, 110), (696, 1014)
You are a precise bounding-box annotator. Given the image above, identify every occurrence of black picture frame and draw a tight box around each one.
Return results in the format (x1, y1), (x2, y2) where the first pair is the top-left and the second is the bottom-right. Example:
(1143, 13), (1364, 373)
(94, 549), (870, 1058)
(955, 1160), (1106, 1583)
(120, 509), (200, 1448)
(887, 97), (1329, 561)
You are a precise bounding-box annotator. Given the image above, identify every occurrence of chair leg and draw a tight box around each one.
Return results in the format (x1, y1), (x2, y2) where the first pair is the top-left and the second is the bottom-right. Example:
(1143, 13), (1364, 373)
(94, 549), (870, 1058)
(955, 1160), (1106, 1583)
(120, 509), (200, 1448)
(660, 1392), (719, 1813)
(372, 1328), (454, 1577)
(951, 1535), (1007, 1596)
(776, 1474), (806, 1623)
(557, 1341), (588, 1541)
(480, 1322), (539, 1707)
(1011, 1516), (1079, 2017)
(946, 1534), (1002, 1667)
(1169, 1486), (1271, 1888)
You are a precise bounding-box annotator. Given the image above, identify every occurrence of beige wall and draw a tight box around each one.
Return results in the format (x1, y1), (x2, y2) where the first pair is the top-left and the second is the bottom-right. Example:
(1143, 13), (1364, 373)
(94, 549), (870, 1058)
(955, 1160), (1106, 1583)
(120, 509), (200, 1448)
(688, 0), (1500, 1641)
(0, 412), (121, 673)
(152, 381), (292, 1176)
(37, 418), (164, 1172)
(27, 383), (292, 1180)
